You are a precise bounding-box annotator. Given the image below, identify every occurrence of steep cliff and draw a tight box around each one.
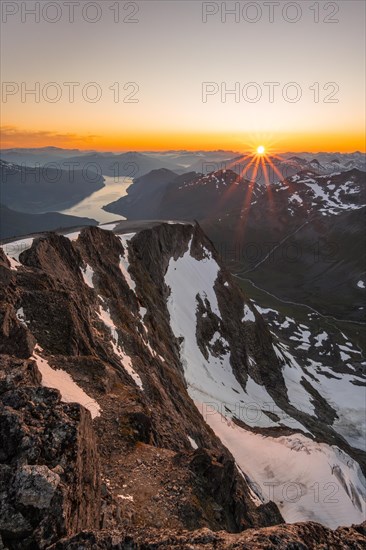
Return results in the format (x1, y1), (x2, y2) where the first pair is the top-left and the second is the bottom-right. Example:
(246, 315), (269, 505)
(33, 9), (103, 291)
(0, 222), (365, 548)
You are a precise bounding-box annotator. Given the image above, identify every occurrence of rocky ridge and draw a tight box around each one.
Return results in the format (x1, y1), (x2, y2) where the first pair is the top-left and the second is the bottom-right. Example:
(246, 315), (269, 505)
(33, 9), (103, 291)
(0, 222), (365, 548)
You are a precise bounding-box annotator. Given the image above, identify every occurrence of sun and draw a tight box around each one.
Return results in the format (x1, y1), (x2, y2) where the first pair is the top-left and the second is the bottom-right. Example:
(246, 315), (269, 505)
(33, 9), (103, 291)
(256, 145), (265, 155)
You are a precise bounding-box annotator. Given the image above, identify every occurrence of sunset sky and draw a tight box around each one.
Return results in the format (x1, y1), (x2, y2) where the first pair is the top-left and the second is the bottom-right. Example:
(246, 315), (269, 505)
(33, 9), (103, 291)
(1, 0), (365, 152)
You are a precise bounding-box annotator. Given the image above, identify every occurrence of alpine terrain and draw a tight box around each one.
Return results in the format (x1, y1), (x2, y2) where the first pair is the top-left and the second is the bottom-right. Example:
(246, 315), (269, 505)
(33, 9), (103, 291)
(2, 0), (365, 543)
(0, 220), (365, 549)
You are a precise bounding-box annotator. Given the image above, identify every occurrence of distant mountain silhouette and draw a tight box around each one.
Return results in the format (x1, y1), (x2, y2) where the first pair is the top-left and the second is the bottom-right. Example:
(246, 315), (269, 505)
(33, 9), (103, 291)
(0, 203), (98, 240)
(0, 159), (104, 214)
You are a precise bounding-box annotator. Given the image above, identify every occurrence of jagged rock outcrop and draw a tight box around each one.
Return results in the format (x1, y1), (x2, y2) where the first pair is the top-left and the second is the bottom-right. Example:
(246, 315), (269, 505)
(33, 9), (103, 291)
(0, 224), (284, 548)
(0, 358), (101, 549)
(48, 521), (366, 549)
(0, 222), (365, 548)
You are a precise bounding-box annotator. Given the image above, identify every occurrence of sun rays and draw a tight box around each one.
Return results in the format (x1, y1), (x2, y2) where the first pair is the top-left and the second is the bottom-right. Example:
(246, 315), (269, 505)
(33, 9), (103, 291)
(222, 138), (290, 241)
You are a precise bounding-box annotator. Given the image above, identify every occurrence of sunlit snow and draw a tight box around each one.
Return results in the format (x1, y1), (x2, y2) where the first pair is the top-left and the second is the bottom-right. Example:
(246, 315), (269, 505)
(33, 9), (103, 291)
(201, 409), (366, 529)
(33, 350), (101, 418)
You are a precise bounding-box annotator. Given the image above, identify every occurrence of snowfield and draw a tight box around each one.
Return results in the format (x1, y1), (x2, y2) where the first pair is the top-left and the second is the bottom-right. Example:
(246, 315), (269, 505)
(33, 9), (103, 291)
(284, 173), (365, 216)
(165, 238), (292, 430)
(275, 342), (366, 452)
(201, 409), (366, 529)
(165, 236), (366, 528)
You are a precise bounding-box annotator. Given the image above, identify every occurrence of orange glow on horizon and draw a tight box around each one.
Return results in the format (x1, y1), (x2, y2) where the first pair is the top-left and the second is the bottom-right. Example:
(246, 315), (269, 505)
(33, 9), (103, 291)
(0, 127), (364, 153)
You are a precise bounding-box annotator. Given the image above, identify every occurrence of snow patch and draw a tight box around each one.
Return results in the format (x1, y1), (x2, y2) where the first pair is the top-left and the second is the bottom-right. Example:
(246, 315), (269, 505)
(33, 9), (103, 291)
(280, 348), (316, 416)
(97, 303), (143, 390)
(33, 350), (101, 418)
(16, 307), (27, 326)
(243, 304), (255, 323)
(118, 235), (136, 291)
(255, 305), (278, 315)
(314, 331), (328, 348)
(99, 221), (121, 231)
(81, 264), (95, 288)
(139, 306), (147, 319)
(3, 238), (34, 267)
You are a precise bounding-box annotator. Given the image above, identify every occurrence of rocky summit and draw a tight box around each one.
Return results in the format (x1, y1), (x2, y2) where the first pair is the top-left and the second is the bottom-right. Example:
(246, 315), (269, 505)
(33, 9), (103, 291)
(0, 221), (365, 549)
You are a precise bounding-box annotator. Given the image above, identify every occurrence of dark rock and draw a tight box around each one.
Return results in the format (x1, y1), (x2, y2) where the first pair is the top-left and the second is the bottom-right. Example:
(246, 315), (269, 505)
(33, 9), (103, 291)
(0, 361), (101, 549)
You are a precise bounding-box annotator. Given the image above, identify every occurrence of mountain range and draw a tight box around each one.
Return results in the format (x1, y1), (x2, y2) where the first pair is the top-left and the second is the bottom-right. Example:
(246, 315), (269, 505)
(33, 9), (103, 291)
(0, 159), (105, 214)
(0, 148), (365, 547)
(103, 166), (366, 323)
(0, 203), (98, 240)
(0, 147), (95, 166)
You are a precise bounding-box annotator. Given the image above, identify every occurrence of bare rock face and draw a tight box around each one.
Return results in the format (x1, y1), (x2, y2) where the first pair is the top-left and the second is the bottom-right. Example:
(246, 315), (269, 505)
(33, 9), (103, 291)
(0, 251), (36, 359)
(14, 465), (61, 509)
(0, 223), (365, 549)
(0, 359), (101, 549)
(47, 521), (366, 549)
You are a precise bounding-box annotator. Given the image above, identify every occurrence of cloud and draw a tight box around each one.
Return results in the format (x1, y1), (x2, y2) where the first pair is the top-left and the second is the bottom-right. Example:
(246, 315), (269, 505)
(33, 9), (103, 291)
(0, 126), (100, 148)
